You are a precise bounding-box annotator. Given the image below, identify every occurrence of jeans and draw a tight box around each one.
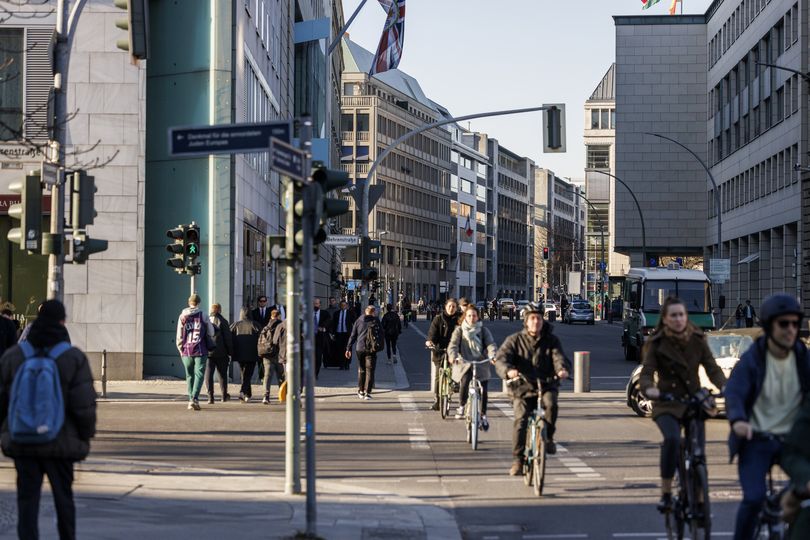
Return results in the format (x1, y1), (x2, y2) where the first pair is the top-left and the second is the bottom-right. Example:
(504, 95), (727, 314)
(654, 414), (706, 479)
(357, 352), (377, 394)
(239, 362), (257, 397)
(385, 336), (398, 359)
(512, 389), (559, 459)
(458, 370), (488, 414)
(181, 355), (206, 401)
(734, 436), (783, 540)
(15, 457), (75, 539)
(204, 355), (229, 397)
(263, 357), (285, 397)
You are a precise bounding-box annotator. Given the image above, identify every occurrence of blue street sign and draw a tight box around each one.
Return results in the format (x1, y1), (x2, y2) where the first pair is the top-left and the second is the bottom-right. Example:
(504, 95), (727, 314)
(168, 121), (292, 157)
(270, 138), (305, 180)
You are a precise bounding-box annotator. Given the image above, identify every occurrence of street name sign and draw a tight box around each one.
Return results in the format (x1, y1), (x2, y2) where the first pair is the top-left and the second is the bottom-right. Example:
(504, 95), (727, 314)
(324, 234), (361, 247)
(41, 161), (59, 187)
(709, 258), (730, 283)
(168, 121), (292, 157)
(270, 138), (305, 180)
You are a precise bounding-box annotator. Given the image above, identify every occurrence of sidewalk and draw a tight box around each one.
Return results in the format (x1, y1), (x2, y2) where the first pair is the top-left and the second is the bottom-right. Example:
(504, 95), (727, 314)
(0, 458), (459, 539)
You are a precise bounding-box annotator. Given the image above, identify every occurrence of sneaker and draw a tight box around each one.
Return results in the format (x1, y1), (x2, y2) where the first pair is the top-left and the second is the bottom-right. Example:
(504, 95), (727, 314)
(657, 493), (673, 513)
(481, 415), (489, 432)
(191, 399), (201, 411)
(393, 355), (398, 364)
(364, 394), (372, 400)
(509, 460), (523, 476)
(241, 394), (250, 403)
(222, 393), (230, 402)
(262, 396), (270, 405)
(546, 440), (557, 455)
(455, 406), (464, 419)
(187, 402), (194, 410)
(357, 391), (365, 399)
(207, 395), (214, 405)
(430, 400), (440, 411)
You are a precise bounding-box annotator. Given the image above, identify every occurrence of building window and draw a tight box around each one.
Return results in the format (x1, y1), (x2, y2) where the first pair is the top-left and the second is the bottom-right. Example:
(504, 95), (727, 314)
(340, 113), (353, 132)
(340, 146), (352, 162)
(356, 145), (369, 161)
(0, 28), (23, 141)
(601, 109), (609, 131)
(356, 113), (370, 132)
(450, 174), (458, 192)
(610, 109), (616, 129)
(461, 179), (473, 194)
(343, 83), (356, 96)
(586, 145), (610, 169)
(590, 110), (599, 129)
(476, 184), (486, 202)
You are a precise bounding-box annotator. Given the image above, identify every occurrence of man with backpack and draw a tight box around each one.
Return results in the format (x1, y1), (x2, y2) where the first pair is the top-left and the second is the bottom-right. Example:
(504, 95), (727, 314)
(205, 303), (233, 404)
(259, 309), (284, 404)
(0, 299), (96, 539)
(346, 305), (384, 400)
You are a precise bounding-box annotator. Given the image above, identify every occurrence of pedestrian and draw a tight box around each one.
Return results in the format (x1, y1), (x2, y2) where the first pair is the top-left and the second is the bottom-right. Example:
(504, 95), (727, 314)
(0, 299), (96, 540)
(258, 309), (284, 404)
(313, 298), (331, 379)
(381, 303), (402, 364)
(735, 303), (744, 329)
(251, 295), (272, 328)
(331, 300), (356, 370)
(426, 298), (459, 411)
(346, 305), (384, 400)
(401, 296), (412, 328)
(0, 307), (17, 357)
(744, 299), (757, 328)
(176, 293), (215, 410)
(205, 303), (233, 404)
(457, 297), (469, 325)
(326, 296), (339, 319)
(230, 307), (261, 402)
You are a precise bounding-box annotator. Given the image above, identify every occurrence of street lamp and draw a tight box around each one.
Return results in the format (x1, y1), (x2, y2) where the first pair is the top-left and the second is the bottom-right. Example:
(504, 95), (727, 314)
(563, 187), (605, 314)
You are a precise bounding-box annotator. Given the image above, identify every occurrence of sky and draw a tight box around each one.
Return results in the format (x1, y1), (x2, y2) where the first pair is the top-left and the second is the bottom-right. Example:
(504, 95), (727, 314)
(341, 0), (715, 180)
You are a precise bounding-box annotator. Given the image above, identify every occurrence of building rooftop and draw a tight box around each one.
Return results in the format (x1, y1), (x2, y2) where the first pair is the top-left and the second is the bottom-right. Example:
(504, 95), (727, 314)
(588, 64), (615, 102)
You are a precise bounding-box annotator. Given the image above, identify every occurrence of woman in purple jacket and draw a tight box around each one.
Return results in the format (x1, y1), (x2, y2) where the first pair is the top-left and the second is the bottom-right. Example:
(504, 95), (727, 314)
(176, 294), (215, 410)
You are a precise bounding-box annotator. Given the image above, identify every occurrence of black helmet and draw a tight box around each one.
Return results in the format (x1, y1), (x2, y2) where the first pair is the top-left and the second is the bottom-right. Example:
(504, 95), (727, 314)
(523, 301), (544, 319)
(759, 294), (803, 331)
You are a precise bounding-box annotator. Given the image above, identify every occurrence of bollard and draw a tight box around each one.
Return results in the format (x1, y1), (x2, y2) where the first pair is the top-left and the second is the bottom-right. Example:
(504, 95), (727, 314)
(430, 361), (436, 394)
(573, 351), (590, 393)
(101, 349), (107, 398)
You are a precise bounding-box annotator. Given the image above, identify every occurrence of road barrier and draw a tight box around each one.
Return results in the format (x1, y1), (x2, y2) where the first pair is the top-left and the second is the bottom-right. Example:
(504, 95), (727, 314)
(574, 351), (590, 393)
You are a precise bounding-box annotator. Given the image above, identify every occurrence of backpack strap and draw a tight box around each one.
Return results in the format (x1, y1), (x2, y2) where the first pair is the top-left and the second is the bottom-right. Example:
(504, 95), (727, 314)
(46, 341), (72, 360)
(18, 340), (35, 360)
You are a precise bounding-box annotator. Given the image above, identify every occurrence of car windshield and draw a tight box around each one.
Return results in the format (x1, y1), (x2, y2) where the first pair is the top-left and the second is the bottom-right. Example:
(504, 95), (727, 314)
(707, 334), (755, 359)
(572, 303), (591, 311)
(642, 280), (710, 313)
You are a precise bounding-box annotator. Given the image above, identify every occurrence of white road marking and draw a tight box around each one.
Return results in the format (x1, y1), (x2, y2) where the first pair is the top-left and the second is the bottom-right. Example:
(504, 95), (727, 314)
(611, 534), (732, 538)
(524, 535), (589, 539)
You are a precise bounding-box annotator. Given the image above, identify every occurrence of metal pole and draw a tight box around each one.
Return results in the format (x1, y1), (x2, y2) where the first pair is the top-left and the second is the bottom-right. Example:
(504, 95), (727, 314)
(327, 0), (368, 55)
(190, 275), (196, 296)
(589, 169), (648, 269)
(100, 349), (107, 398)
(284, 174), (301, 495)
(359, 106), (550, 308)
(573, 351), (591, 393)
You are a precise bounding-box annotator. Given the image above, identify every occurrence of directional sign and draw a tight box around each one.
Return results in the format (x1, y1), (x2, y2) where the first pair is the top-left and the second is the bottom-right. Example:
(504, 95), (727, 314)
(324, 234), (361, 247)
(709, 258), (730, 283)
(270, 138), (305, 180)
(168, 121), (292, 157)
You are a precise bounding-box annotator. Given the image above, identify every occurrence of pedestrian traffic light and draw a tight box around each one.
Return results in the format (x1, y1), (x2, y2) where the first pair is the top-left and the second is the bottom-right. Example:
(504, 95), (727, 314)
(360, 236), (381, 281)
(70, 231), (108, 264)
(70, 171), (97, 230)
(542, 247), (550, 261)
(7, 170), (42, 253)
(166, 225), (187, 273)
(184, 222), (200, 274)
(289, 180), (305, 259)
(312, 166), (351, 245)
(113, 0), (149, 61)
(542, 104), (566, 153)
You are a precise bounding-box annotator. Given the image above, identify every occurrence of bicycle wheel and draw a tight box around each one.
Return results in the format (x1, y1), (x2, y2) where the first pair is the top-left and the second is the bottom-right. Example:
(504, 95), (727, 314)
(439, 370), (449, 419)
(523, 423), (534, 487)
(689, 463), (711, 540)
(533, 422), (547, 497)
(470, 392), (480, 450)
(465, 400), (472, 443)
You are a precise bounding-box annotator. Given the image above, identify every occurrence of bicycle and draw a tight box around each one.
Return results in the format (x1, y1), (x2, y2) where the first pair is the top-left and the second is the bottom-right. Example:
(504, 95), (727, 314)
(428, 345), (453, 419)
(656, 390), (718, 540)
(457, 357), (493, 450)
(507, 374), (548, 497)
(751, 432), (789, 540)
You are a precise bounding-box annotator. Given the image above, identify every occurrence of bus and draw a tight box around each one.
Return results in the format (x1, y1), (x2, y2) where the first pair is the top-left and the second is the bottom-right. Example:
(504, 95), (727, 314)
(622, 263), (715, 362)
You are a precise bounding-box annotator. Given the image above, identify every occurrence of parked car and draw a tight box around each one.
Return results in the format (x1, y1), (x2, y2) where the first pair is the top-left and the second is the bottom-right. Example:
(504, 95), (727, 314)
(543, 302), (557, 320)
(625, 328), (762, 418)
(565, 301), (595, 325)
(497, 298), (515, 316)
(516, 300), (530, 318)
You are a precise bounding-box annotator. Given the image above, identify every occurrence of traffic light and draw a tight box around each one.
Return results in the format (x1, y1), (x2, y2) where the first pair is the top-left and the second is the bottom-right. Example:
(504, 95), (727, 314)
(71, 231), (108, 264)
(542, 104), (566, 153)
(184, 222), (201, 274)
(289, 180), (305, 259)
(542, 246), (550, 261)
(70, 171), (97, 230)
(360, 236), (381, 281)
(113, 0), (149, 61)
(312, 166), (351, 245)
(7, 170), (42, 253)
(166, 225), (187, 272)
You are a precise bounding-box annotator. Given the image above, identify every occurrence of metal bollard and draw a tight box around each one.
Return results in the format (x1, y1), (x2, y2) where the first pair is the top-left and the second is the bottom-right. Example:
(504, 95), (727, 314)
(573, 351), (590, 393)
(101, 349), (107, 398)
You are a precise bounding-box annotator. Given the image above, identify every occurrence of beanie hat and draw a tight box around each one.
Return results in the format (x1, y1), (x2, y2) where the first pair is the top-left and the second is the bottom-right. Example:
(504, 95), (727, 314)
(37, 299), (66, 322)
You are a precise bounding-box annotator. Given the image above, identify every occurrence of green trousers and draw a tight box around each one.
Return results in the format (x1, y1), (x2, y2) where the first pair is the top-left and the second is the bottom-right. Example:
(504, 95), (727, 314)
(181, 356), (206, 401)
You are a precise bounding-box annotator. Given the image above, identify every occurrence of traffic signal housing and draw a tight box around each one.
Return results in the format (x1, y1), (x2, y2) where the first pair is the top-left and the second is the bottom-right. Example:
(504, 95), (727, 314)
(360, 236), (381, 281)
(312, 166), (351, 245)
(184, 222), (201, 274)
(166, 225), (187, 272)
(70, 171), (97, 230)
(7, 170), (42, 253)
(542, 247), (550, 261)
(113, 0), (149, 61)
(542, 104), (566, 153)
(289, 181), (305, 259)
(71, 231), (108, 264)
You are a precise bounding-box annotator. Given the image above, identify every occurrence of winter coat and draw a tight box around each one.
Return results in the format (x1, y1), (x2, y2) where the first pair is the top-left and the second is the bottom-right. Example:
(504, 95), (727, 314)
(273, 320), (288, 364)
(176, 306), (215, 357)
(230, 317), (261, 364)
(330, 309), (356, 334)
(259, 319), (284, 359)
(495, 324), (570, 398)
(639, 324), (727, 420)
(0, 317), (16, 358)
(447, 324), (497, 382)
(381, 311), (402, 338)
(209, 313), (233, 359)
(724, 336), (810, 460)
(427, 312), (458, 362)
(0, 322), (96, 461)
(347, 315), (382, 354)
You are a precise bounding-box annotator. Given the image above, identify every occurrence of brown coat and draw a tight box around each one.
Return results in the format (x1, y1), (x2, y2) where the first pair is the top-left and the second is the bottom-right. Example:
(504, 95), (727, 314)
(639, 324), (727, 419)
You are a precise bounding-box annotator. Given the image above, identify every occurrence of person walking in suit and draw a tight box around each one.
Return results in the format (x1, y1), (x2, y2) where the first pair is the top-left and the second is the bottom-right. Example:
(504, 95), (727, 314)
(313, 298), (331, 378)
(251, 296), (272, 328)
(230, 307), (261, 402)
(744, 299), (757, 328)
(205, 303), (233, 403)
(326, 297), (339, 318)
(331, 301), (356, 370)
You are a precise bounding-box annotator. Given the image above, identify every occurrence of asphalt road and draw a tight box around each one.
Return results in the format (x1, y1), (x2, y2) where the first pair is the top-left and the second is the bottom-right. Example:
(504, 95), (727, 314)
(89, 318), (755, 539)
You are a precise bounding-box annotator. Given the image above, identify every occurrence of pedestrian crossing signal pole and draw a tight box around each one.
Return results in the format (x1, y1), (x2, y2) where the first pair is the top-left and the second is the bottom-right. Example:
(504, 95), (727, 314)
(284, 172), (302, 496)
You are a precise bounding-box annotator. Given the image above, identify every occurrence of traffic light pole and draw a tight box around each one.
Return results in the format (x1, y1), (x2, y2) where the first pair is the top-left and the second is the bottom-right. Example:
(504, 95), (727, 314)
(284, 172), (302, 496)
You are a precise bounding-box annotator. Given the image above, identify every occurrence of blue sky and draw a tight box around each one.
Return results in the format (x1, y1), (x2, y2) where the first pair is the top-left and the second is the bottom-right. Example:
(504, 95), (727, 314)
(341, 0), (714, 180)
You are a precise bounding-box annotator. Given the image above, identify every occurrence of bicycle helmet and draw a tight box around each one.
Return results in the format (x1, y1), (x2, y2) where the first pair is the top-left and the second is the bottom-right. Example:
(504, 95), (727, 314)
(523, 301), (544, 319)
(759, 293), (804, 333)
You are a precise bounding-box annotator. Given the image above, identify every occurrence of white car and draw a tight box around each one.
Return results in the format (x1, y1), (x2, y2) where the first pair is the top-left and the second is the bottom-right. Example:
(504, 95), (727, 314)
(516, 300), (530, 318)
(543, 303), (557, 319)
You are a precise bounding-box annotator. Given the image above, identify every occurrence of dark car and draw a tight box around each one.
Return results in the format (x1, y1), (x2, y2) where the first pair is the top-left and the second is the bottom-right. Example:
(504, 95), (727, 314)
(564, 301), (595, 325)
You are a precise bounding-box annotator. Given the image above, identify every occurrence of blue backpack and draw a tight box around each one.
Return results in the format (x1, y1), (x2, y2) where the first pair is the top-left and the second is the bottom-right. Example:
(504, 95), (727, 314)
(8, 341), (70, 444)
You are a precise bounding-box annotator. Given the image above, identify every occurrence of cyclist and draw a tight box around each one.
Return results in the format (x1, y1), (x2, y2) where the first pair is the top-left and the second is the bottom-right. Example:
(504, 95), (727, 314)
(447, 304), (497, 430)
(426, 298), (459, 411)
(495, 301), (570, 476)
(724, 293), (810, 540)
(781, 393), (810, 537)
(640, 297), (727, 513)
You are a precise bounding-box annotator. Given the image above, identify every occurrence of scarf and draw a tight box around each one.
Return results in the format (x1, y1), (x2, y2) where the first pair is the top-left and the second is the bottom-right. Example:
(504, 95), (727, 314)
(461, 320), (483, 358)
(663, 324), (693, 347)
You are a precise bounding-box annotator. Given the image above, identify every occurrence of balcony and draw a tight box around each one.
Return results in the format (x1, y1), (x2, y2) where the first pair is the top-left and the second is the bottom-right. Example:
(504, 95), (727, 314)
(341, 131), (354, 142)
(343, 96), (376, 107)
(356, 131), (370, 142)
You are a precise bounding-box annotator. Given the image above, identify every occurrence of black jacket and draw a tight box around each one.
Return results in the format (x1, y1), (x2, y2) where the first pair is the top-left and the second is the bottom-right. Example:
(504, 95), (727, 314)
(495, 324), (571, 397)
(209, 313), (233, 359)
(0, 322), (96, 461)
(230, 318), (261, 364)
(330, 309), (356, 335)
(381, 311), (402, 338)
(347, 315), (381, 354)
(427, 312), (457, 359)
(251, 307), (272, 328)
(0, 317), (17, 358)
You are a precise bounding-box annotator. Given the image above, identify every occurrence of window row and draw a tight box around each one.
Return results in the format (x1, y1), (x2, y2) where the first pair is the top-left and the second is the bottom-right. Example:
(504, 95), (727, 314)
(381, 181), (449, 215)
(245, 0), (282, 73)
(245, 59), (280, 182)
(378, 114), (450, 160)
(497, 173), (528, 197)
(376, 211), (452, 249)
(709, 0), (797, 68)
(586, 145), (611, 169)
(380, 149), (450, 190)
(589, 108), (616, 130)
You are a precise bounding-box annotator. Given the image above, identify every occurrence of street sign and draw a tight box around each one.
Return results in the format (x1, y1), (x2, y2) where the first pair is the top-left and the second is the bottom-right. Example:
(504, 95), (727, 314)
(270, 138), (305, 180)
(709, 258), (730, 283)
(324, 234), (361, 247)
(41, 161), (59, 187)
(168, 121), (292, 157)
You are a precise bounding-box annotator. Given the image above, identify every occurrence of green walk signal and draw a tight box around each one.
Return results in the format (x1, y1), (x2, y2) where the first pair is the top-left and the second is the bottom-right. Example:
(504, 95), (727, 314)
(184, 222), (201, 275)
(311, 166), (351, 246)
(113, 0), (149, 61)
(7, 170), (42, 253)
(166, 225), (187, 273)
(71, 231), (108, 264)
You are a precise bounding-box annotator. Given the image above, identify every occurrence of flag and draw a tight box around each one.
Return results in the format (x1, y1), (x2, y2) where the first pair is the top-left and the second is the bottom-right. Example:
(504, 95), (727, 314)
(369, 0), (406, 76)
(669, 0), (682, 15)
(641, 0), (661, 9)
(464, 215), (473, 242)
